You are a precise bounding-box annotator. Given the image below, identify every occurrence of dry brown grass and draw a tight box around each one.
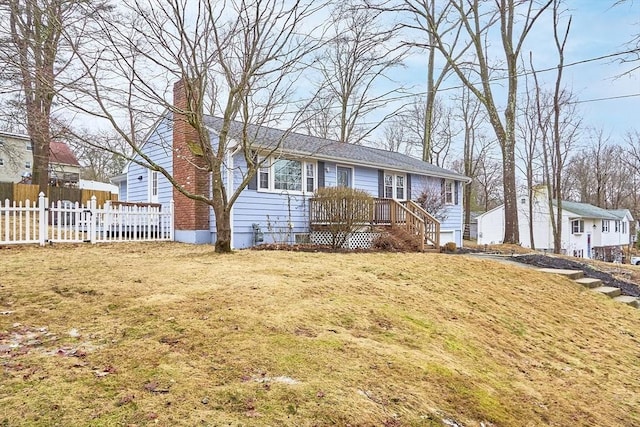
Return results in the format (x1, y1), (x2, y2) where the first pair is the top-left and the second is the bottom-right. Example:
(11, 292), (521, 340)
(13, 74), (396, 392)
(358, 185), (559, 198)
(1, 243), (639, 426)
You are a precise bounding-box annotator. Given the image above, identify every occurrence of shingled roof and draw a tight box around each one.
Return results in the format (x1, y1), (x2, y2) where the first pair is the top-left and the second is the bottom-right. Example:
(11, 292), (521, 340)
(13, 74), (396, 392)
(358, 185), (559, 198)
(556, 200), (628, 220)
(203, 116), (469, 182)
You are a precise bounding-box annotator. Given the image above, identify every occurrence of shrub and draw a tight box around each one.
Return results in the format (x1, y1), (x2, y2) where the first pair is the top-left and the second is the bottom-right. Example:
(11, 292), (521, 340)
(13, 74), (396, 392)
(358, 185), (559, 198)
(312, 187), (374, 249)
(372, 227), (423, 252)
(442, 241), (457, 253)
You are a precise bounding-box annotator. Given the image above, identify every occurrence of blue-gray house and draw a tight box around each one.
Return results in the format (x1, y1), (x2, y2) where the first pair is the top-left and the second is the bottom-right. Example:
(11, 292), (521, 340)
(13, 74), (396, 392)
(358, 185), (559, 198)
(116, 87), (470, 249)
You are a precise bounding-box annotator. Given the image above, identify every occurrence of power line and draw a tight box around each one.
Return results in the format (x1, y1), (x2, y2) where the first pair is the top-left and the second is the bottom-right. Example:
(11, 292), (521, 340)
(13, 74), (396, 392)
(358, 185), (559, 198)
(571, 93), (640, 104)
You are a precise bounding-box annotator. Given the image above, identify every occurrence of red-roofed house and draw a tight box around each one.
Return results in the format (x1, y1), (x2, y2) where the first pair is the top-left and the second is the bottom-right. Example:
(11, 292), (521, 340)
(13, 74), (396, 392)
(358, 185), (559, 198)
(0, 131), (80, 185)
(49, 141), (81, 186)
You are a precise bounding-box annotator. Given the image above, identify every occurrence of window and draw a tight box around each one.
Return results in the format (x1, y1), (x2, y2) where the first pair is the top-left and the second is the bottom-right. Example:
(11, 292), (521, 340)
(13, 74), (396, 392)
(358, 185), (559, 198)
(151, 171), (158, 197)
(148, 170), (159, 203)
(25, 161), (31, 169)
(257, 156), (316, 193)
(623, 221), (627, 234)
(396, 175), (405, 200)
(337, 166), (353, 188)
(384, 172), (407, 199)
(0, 158), (3, 166)
(26, 143), (32, 151)
(602, 220), (610, 233)
(305, 163), (315, 192)
(258, 157), (270, 190)
(615, 220), (620, 233)
(520, 197), (526, 204)
(444, 180), (454, 204)
(384, 174), (393, 198)
(572, 219), (584, 234)
(274, 159), (302, 191)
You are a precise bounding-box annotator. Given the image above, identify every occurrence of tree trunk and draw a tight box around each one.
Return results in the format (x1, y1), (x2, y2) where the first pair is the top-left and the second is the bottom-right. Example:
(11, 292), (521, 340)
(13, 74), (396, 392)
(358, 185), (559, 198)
(502, 145), (519, 243)
(422, 43), (435, 163)
(212, 197), (232, 254)
(463, 183), (471, 240)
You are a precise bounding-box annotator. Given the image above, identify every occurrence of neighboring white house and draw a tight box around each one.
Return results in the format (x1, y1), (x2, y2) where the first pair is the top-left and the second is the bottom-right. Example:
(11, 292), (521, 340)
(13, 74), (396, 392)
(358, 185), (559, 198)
(477, 186), (633, 258)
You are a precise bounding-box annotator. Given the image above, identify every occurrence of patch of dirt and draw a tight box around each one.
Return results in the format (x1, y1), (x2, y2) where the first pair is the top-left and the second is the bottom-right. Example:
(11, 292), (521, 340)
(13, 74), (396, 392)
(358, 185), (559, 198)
(514, 254), (640, 297)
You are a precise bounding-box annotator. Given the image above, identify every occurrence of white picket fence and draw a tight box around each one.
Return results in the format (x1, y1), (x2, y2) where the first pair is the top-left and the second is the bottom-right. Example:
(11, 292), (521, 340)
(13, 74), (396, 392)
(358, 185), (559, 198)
(0, 193), (174, 246)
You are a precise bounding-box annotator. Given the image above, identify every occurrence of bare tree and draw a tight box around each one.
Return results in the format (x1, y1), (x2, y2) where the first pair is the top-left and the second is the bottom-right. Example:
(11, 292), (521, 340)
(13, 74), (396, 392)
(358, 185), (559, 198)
(565, 129), (616, 208)
(454, 84), (493, 239)
(380, 96), (456, 165)
(613, 0), (640, 75)
(66, 129), (127, 181)
(0, 0), (108, 191)
(516, 76), (544, 249)
(528, 0), (580, 253)
(380, 118), (413, 155)
(66, 0), (326, 253)
(409, 0), (552, 244)
(300, 1), (407, 144)
(473, 155), (503, 212)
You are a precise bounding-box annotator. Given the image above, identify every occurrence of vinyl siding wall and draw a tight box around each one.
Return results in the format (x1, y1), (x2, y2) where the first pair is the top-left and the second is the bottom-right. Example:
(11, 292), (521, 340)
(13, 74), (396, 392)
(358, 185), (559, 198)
(230, 154), (465, 248)
(126, 117), (174, 209)
(126, 121), (466, 248)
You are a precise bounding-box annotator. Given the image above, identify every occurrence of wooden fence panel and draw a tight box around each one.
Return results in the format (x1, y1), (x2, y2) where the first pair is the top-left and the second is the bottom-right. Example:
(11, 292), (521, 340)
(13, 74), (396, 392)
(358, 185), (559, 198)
(48, 186), (81, 204)
(81, 189), (115, 206)
(0, 182), (12, 201)
(0, 184), (114, 206)
(14, 184), (39, 204)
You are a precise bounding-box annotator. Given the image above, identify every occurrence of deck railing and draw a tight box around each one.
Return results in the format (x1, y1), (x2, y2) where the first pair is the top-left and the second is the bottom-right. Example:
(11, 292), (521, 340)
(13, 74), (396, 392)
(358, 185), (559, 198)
(308, 196), (374, 226)
(404, 200), (440, 250)
(309, 197), (441, 250)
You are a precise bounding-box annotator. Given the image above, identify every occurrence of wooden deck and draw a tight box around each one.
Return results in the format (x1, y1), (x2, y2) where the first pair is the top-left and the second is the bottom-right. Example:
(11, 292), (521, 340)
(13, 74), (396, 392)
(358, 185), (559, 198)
(309, 197), (440, 250)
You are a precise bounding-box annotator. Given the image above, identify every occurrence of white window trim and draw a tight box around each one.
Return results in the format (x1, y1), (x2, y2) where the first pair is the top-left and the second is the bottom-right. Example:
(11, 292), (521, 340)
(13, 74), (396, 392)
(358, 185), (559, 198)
(336, 165), (355, 188)
(572, 219), (584, 234)
(256, 156), (317, 195)
(148, 170), (159, 202)
(384, 171), (407, 200)
(602, 219), (610, 233)
(444, 180), (454, 205)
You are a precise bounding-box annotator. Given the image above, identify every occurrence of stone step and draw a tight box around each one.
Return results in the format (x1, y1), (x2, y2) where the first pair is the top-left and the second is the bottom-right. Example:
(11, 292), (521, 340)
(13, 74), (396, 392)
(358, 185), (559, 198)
(574, 277), (602, 289)
(537, 268), (584, 280)
(592, 286), (622, 298)
(613, 295), (640, 308)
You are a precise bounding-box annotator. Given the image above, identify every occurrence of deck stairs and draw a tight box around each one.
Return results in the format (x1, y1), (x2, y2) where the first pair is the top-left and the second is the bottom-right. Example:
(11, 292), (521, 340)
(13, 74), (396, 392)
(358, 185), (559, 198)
(539, 268), (640, 308)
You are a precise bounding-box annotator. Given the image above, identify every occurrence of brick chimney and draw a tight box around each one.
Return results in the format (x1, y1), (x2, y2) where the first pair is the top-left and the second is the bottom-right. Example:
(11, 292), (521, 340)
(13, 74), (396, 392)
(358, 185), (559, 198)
(172, 79), (210, 237)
